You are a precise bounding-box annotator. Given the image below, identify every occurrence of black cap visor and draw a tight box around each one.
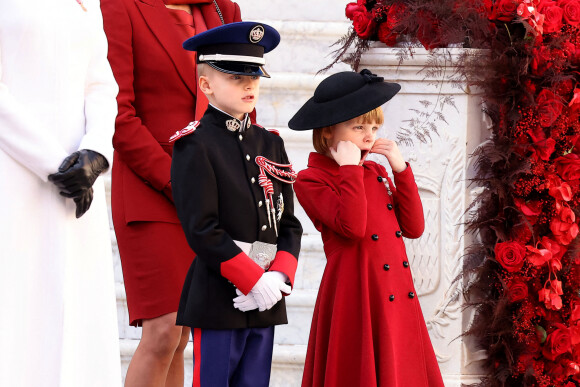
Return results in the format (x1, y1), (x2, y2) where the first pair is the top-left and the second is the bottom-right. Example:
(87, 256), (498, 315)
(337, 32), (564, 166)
(206, 61), (270, 78)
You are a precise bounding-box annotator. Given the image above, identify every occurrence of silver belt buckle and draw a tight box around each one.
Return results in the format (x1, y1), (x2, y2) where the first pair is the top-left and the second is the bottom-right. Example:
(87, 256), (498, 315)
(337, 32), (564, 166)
(248, 241), (276, 270)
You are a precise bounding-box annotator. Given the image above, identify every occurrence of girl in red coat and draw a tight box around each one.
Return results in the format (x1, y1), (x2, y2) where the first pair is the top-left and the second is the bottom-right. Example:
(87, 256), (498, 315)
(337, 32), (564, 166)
(289, 69), (445, 387)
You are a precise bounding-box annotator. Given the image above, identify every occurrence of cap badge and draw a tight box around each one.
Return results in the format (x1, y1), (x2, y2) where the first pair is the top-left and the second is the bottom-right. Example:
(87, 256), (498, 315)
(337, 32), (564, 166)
(249, 25), (265, 44)
(226, 119), (242, 132)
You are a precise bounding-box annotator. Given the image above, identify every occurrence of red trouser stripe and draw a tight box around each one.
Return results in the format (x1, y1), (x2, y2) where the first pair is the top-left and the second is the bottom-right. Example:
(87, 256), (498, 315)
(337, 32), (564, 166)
(193, 328), (202, 387)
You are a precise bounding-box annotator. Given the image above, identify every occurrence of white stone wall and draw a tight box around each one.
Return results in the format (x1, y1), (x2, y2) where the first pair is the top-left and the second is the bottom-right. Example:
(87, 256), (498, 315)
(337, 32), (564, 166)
(112, 1), (486, 386)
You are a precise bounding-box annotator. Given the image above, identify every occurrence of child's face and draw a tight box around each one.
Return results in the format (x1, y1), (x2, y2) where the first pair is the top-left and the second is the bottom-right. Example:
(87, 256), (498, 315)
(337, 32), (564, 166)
(199, 68), (260, 120)
(325, 117), (380, 159)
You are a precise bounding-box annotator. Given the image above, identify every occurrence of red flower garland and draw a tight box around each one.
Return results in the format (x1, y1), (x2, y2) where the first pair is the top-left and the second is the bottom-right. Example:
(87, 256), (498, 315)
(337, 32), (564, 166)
(335, 0), (580, 385)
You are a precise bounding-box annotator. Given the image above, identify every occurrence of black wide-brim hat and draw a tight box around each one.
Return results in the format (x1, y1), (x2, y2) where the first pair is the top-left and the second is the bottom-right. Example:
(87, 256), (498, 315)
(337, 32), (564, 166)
(288, 69), (401, 130)
(183, 22), (280, 78)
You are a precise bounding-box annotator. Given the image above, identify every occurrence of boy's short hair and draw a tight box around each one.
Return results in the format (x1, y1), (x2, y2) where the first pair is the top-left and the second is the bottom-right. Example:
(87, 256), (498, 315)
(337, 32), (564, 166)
(312, 106), (384, 154)
(197, 62), (210, 78)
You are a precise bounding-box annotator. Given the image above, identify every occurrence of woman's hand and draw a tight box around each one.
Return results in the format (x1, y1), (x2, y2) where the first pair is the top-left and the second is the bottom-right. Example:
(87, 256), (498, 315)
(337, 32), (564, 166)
(370, 138), (406, 173)
(330, 141), (361, 166)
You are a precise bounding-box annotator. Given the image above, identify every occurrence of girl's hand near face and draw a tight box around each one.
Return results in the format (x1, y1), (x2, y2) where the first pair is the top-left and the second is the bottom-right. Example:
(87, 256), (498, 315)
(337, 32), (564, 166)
(330, 140), (361, 166)
(370, 138), (406, 173)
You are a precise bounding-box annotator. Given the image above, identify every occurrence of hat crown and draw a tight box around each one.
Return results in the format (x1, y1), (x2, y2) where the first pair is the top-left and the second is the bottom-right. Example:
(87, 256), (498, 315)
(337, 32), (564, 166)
(288, 69), (400, 131)
(313, 70), (384, 103)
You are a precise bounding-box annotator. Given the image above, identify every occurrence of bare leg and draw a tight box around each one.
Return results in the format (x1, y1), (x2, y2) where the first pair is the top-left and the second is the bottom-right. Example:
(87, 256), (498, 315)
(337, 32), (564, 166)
(124, 312), (187, 387)
(165, 327), (191, 387)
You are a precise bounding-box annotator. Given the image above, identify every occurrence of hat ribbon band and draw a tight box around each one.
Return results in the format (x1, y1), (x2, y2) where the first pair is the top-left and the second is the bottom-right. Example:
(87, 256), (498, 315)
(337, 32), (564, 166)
(198, 54), (266, 65)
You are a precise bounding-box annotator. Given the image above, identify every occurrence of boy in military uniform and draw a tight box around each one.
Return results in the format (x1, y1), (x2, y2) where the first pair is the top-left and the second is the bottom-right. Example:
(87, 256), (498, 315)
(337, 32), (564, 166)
(169, 22), (303, 387)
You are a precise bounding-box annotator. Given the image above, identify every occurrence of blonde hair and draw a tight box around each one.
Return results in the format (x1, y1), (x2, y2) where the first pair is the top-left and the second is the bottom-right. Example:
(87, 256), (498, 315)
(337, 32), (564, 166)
(312, 107), (384, 154)
(197, 62), (210, 78)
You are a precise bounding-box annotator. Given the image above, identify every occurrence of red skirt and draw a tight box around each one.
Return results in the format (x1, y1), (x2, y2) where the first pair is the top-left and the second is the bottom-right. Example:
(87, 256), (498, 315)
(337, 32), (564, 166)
(113, 218), (195, 326)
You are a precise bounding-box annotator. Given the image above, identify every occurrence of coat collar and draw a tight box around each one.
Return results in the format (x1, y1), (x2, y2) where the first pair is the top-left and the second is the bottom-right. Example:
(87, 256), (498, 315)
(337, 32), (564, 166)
(306, 152), (371, 175)
(307, 152), (340, 174)
(203, 105), (251, 133)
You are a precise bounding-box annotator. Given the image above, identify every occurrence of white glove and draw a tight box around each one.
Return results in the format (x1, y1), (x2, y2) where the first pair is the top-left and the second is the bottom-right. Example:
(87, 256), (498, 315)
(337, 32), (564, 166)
(249, 271), (291, 312)
(233, 289), (259, 312)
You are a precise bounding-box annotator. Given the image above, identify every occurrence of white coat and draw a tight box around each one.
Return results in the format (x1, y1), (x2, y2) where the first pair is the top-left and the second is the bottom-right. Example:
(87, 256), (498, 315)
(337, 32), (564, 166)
(0, 0), (122, 386)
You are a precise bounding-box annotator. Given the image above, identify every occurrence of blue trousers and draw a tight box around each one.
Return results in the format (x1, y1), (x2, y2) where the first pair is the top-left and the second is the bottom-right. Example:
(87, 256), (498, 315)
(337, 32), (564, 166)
(192, 326), (275, 387)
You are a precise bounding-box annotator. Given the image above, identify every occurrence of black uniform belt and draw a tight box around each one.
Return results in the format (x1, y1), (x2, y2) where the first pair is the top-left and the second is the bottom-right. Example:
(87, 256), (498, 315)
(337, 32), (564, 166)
(233, 240), (277, 270)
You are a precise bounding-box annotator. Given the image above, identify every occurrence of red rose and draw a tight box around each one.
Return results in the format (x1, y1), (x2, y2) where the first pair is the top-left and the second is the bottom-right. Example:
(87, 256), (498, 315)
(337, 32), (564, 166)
(491, 0), (518, 21)
(550, 203), (579, 245)
(543, 324), (572, 360)
(345, 2), (365, 20)
(536, 89), (564, 127)
(555, 153), (580, 181)
(507, 279), (529, 302)
(558, 0), (580, 25)
(539, 0), (565, 33)
(416, 10), (442, 50)
(495, 241), (526, 272)
(376, 3), (406, 46)
(346, 3), (377, 39)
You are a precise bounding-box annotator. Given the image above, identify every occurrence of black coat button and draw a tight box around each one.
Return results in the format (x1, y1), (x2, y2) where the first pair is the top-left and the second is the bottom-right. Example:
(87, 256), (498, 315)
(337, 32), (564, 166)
(371, 234), (379, 241)
(403, 261), (409, 268)
(377, 176), (383, 182)
(389, 295), (395, 301)
(395, 230), (402, 238)
(408, 292), (415, 298)
(383, 264), (390, 271)
(387, 203), (393, 210)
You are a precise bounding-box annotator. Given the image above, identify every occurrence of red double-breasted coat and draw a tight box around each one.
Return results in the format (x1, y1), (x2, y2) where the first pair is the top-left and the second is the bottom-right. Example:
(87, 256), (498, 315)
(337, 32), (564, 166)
(294, 152), (444, 387)
(100, 0), (241, 325)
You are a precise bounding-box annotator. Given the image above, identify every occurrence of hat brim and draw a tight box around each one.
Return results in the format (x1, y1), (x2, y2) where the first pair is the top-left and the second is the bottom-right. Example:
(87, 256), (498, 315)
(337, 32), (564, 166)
(288, 82), (401, 130)
(206, 61), (270, 78)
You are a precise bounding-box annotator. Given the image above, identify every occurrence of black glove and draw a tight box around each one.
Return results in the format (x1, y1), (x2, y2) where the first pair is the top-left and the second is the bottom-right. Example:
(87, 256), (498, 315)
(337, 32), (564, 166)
(73, 187), (94, 218)
(48, 149), (109, 197)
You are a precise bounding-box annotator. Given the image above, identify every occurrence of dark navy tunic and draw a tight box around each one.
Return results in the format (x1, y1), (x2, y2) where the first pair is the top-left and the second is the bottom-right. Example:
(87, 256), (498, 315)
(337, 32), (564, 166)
(171, 105), (302, 329)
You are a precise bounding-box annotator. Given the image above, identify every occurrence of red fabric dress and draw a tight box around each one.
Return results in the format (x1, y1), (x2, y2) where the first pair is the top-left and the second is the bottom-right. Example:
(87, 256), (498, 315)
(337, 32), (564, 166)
(100, 0), (241, 326)
(294, 152), (444, 387)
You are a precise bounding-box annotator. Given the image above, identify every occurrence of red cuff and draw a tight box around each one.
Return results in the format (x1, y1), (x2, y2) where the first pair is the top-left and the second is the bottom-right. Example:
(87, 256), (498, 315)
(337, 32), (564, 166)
(220, 252), (264, 294)
(268, 251), (298, 287)
(393, 162), (412, 178)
